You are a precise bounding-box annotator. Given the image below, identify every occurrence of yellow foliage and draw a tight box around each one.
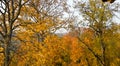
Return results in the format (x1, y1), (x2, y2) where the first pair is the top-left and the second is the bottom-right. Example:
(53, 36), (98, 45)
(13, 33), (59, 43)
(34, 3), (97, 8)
(0, 53), (4, 65)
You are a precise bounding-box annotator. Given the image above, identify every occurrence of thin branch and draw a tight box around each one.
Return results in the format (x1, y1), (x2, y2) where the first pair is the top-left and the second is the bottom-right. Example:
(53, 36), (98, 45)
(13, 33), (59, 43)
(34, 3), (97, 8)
(11, 0), (15, 19)
(12, 24), (20, 31)
(77, 36), (104, 65)
(22, 0), (30, 6)
(12, 0), (29, 23)
(0, 31), (5, 38)
(2, 7), (7, 35)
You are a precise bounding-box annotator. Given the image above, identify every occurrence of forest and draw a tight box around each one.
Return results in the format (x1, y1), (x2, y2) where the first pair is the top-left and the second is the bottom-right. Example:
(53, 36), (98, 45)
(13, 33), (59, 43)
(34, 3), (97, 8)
(0, 0), (120, 66)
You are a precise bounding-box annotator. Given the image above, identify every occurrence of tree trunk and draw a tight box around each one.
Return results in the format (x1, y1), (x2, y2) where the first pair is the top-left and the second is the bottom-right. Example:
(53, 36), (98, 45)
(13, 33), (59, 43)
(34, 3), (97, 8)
(99, 30), (106, 66)
(4, 38), (10, 66)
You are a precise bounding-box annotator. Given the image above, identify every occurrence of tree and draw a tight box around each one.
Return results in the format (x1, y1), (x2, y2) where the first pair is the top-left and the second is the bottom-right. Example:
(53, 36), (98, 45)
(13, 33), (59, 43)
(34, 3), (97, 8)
(8, 0), (71, 65)
(16, 0), (70, 43)
(11, 32), (86, 66)
(73, 0), (120, 66)
(0, 0), (29, 66)
(0, 0), (119, 66)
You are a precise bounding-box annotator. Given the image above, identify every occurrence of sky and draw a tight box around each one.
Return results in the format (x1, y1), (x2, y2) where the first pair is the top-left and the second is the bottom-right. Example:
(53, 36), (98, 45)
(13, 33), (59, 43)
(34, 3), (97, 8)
(66, 0), (120, 24)
(55, 0), (120, 33)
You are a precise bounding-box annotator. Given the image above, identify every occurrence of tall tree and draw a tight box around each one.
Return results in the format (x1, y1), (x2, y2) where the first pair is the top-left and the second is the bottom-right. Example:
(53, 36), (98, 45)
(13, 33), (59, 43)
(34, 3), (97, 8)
(0, 0), (29, 66)
(9, 0), (71, 65)
(73, 0), (120, 66)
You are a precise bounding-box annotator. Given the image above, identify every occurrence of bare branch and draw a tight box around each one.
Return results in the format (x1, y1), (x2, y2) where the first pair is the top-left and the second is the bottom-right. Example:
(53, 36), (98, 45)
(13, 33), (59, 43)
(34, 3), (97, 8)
(12, 24), (20, 31)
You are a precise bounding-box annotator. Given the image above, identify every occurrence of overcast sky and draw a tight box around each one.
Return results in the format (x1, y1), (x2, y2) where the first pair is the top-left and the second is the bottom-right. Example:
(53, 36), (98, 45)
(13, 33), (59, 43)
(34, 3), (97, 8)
(56, 0), (120, 33)
(67, 0), (120, 23)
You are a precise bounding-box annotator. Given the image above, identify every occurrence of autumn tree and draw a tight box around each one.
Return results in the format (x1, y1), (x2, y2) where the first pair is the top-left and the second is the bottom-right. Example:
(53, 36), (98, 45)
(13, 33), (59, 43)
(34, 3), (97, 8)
(9, 0), (72, 65)
(0, 0), (119, 66)
(17, 0), (70, 42)
(72, 0), (120, 66)
(11, 31), (86, 66)
(0, 0), (29, 66)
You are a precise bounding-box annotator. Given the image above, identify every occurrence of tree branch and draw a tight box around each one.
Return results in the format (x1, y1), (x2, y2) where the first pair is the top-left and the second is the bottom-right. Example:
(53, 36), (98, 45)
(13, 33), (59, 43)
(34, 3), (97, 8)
(77, 36), (104, 65)
(12, 24), (20, 31)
